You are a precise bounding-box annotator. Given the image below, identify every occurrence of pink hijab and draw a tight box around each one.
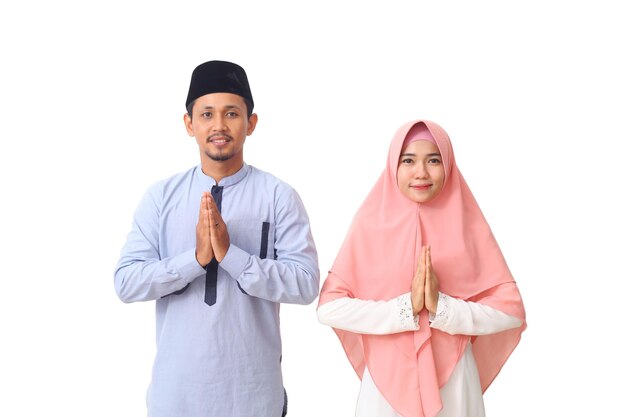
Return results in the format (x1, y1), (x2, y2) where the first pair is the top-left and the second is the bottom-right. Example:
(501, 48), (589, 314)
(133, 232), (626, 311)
(318, 120), (526, 417)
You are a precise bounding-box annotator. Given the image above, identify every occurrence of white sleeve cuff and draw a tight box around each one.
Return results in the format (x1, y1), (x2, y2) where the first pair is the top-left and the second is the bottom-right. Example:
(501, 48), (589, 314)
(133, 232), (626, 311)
(429, 292), (451, 327)
(394, 293), (420, 331)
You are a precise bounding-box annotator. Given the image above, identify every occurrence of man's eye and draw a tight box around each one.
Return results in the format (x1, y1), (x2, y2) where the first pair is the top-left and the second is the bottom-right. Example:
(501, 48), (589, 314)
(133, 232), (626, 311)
(226, 111), (238, 117)
(201, 112), (212, 118)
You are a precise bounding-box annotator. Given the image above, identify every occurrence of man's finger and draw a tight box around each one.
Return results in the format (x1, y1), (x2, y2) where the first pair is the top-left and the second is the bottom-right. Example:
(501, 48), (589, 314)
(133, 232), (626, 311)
(208, 195), (224, 218)
(199, 193), (208, 218)
(208, 205), (216, 227)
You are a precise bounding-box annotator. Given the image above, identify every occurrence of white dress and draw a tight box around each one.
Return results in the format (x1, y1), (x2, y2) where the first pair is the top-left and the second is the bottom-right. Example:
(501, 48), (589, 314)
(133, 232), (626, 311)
(317, 293), (522, 417)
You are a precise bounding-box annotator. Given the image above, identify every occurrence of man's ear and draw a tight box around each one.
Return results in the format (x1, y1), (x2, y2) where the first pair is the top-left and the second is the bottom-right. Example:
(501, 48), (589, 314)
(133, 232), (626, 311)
(246, 113), (258, 136)
(184, 113), (194, 137)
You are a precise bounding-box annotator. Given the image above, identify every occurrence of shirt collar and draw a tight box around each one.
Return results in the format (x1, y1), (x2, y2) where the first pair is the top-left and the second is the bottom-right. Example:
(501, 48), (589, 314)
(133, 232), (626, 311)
(195, 163), (250, 188)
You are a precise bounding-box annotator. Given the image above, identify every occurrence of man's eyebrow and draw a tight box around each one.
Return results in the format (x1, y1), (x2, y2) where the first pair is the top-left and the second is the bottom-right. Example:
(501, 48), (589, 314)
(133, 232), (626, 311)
(200, 104), (242, 109)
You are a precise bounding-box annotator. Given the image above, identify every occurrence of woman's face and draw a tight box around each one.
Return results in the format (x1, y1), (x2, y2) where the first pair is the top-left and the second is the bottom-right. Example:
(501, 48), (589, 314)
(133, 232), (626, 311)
(397, 140), (445, 203)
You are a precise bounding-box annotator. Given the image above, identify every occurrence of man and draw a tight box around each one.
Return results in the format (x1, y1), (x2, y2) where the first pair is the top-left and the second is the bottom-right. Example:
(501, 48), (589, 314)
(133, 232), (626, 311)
(114, 60), (320, 417)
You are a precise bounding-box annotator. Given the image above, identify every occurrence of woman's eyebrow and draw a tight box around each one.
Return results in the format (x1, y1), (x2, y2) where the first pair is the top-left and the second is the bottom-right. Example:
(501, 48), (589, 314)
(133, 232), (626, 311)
(400, 152), (441, 157)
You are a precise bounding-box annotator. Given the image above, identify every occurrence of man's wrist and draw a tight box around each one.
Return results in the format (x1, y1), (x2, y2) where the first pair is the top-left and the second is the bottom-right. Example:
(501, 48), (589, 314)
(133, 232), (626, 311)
(195, 250), (211, 268)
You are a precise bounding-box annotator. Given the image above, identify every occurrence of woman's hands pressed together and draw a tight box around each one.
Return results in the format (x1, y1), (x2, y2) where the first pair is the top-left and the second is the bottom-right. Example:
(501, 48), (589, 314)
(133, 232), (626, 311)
(411, 245), (439, 316)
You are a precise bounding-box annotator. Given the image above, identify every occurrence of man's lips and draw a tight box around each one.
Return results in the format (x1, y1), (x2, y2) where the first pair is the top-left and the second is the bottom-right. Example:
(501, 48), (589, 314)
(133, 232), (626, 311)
(207, 134), (233, 144)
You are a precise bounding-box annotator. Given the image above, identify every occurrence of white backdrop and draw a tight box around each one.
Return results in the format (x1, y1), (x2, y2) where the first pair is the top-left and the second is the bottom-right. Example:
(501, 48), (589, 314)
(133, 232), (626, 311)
(1, 1), (624, 416)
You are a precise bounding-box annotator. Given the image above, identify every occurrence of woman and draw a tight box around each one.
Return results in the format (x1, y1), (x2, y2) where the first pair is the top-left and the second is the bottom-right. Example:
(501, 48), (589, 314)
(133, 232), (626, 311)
(318, 120), (526, 417)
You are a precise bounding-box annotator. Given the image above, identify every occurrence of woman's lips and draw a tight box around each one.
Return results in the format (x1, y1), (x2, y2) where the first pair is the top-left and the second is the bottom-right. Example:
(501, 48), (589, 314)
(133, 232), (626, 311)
(411, 184), (432, 191)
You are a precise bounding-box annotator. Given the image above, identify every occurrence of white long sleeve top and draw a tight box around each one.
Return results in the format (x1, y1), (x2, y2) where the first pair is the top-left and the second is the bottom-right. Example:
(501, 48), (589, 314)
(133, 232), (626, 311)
(317, 293), (522, 417)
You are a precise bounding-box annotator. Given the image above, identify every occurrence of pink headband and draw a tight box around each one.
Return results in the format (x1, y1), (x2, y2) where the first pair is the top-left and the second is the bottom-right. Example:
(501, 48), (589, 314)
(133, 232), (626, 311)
(403, 122), (436, 147)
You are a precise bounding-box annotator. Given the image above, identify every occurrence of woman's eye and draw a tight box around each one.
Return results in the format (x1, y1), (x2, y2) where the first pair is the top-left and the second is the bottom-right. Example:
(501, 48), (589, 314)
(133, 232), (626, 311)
(401, 158), (414, 164)
(429, 158), (441, 164)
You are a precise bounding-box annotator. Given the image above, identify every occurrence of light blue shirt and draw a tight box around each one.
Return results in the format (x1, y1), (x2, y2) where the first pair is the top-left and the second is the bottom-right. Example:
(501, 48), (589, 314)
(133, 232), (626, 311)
(114, 163), (319, 417)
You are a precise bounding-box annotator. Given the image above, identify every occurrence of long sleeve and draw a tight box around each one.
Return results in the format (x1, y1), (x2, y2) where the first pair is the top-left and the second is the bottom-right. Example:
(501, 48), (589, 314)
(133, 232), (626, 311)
(114, 186), (206, 303)
(317, 293), (419, 334)
(115, 165), (318, 417)
(219, 186), (319, 305)
(430, 292), (523, 335)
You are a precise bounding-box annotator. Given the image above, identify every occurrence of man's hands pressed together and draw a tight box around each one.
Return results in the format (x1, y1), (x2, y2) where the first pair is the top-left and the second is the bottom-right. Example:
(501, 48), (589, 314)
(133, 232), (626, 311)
(196, 192), (230, 267)
(207, 193), (230, 262)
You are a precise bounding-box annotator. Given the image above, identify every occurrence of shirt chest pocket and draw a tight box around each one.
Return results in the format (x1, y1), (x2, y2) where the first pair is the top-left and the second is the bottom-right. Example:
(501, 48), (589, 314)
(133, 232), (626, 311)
(229, 220), (276, 260)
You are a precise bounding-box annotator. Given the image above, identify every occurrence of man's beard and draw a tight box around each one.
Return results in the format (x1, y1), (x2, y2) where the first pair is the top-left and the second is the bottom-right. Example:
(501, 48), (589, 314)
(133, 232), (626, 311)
(204, 133), (236, 161)
(205, 149), (234, 161)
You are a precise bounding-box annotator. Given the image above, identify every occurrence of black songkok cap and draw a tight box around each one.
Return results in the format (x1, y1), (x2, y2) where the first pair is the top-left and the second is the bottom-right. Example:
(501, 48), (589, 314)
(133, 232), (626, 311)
(185, 60), (254, 112)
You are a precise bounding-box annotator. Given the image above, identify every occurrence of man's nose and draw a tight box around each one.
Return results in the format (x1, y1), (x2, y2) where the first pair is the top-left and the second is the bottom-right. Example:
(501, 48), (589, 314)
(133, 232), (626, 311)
(212, 115), (227, 131)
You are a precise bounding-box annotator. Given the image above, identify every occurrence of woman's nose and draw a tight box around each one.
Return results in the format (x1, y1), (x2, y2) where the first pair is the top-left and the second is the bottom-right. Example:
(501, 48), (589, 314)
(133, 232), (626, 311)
(413, 163), (428, 178)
